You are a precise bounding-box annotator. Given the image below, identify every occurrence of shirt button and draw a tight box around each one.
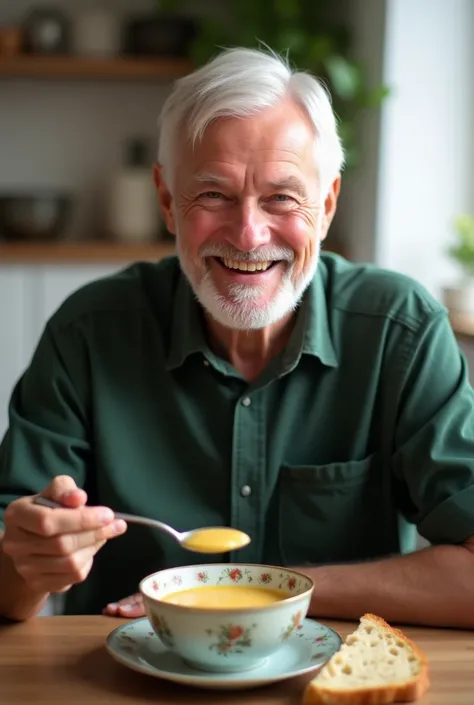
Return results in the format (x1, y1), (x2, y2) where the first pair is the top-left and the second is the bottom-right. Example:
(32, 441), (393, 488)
(203, 359), (209, 367)
(241, 396), (251, 407)
(240, 485), (252, 497)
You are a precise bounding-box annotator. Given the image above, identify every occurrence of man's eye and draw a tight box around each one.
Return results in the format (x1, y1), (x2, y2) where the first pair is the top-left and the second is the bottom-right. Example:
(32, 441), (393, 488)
(200, 191), (224, 199)
(272, 194), (293, 202)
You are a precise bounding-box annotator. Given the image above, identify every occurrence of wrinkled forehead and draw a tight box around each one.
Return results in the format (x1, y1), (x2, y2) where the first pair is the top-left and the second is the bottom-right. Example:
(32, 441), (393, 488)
(175, 104), (319, 187)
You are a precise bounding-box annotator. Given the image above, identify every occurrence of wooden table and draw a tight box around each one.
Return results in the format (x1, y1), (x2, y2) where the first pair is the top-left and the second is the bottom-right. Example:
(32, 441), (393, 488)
(0, 616), (473, 704)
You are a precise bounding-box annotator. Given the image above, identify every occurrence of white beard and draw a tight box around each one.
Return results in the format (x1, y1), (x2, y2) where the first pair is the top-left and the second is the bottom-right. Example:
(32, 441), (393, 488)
(176, 239), (320, 331)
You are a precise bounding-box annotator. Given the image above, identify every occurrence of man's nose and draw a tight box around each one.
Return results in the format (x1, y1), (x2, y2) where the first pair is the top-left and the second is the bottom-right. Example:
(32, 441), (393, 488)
(225, 202), (272, 252)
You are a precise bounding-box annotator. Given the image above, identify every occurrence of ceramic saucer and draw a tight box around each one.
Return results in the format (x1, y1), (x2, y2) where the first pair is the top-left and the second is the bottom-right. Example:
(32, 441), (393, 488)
(106, 617), (342, 691)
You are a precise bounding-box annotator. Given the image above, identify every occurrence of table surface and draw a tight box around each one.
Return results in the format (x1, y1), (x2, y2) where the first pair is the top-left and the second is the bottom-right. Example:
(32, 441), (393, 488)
(1, 616), (473, 704)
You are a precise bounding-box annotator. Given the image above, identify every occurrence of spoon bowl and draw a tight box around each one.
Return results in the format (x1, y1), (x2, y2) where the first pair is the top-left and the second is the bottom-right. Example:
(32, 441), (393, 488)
(33, 497), (251, 554)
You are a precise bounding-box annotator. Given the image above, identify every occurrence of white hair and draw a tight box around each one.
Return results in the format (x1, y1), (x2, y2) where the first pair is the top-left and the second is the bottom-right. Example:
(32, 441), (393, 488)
(157, 47), (345, 196)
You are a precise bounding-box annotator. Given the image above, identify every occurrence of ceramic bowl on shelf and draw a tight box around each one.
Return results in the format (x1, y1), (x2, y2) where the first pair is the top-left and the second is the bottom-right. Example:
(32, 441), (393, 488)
(0, 192), (72, 242)
(139, 563), (314, 673)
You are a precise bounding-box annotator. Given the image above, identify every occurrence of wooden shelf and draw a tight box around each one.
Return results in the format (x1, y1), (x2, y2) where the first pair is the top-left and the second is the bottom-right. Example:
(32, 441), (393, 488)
(0, 55), (192, 80)
(0, 241), (349, 266)
(0, 241), (176, 264)
(0, 239), (348, 266)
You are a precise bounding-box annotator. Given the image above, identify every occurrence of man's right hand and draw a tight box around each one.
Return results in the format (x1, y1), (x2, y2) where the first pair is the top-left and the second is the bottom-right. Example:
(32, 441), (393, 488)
(2, 475), (127, 596)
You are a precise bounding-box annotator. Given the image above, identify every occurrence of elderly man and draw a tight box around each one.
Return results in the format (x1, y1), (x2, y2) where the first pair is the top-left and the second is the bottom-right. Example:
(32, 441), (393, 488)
(1, 47), (473, 627)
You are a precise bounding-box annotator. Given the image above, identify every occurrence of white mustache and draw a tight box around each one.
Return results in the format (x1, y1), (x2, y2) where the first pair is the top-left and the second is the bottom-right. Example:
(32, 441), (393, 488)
(198, 243), (295, 263)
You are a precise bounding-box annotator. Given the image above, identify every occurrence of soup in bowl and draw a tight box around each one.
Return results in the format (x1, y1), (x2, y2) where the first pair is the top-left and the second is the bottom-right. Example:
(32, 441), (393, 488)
(139, 563), (313, 673)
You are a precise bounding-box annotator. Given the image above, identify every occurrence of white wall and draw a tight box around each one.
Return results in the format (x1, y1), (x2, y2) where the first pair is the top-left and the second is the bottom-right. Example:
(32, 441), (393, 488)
(375, 0), (474, 299)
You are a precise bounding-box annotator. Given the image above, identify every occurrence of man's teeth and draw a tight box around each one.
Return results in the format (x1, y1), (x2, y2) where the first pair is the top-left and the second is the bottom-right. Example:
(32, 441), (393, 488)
(221, 258), (272, 272)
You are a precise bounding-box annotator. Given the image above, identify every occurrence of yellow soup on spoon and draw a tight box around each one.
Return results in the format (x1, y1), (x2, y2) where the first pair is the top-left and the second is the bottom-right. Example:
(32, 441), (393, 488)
(181, 527), (251, 554)
(161, 585), (290, 608)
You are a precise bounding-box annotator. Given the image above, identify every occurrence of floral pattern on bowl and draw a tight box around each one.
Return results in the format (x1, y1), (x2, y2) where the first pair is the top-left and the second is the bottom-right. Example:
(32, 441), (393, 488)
(149, 613), (174, 647)
(281, 610), (303, 640)
(206, 622), (257, 656)
(143, 564), (312, 600)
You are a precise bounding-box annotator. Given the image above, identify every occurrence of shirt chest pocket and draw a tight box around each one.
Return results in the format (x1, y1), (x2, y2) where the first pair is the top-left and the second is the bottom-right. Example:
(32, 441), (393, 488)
(278, 455), (386, 566)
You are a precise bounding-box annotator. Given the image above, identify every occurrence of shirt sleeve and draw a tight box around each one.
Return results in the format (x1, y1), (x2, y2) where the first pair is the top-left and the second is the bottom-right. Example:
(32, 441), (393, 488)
(391, 310), (474, 545)
(0, 320), (90, 528)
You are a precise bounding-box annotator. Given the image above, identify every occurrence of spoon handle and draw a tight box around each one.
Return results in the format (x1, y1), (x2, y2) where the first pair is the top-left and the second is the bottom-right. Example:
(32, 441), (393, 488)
(34, 497), (68, 510)
(33, 497), (182, 542)
(112, 511), (182, 540)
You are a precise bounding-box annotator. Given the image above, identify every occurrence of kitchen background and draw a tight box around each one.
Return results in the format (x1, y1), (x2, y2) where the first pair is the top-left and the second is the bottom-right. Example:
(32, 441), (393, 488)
(0, 0), (474, 435)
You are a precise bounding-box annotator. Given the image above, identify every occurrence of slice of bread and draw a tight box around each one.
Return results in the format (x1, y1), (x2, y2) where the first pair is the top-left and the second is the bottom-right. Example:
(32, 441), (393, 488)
(303, 614), (429, 705)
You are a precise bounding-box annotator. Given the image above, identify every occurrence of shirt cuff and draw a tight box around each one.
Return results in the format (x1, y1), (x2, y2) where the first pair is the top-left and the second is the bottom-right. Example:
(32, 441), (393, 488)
(417, 485), (474, 544)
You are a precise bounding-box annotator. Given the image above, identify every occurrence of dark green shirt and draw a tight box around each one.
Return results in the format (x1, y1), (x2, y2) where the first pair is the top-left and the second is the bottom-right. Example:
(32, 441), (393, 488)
(1, 253), (474, 614)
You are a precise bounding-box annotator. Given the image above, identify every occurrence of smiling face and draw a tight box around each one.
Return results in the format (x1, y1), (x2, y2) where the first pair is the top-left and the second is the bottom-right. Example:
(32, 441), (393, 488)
(156, 98), (340, 330)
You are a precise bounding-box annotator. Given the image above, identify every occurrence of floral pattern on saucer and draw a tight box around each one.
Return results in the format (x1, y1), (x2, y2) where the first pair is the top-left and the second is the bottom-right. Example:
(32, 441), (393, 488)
(106, 617), (342, 691)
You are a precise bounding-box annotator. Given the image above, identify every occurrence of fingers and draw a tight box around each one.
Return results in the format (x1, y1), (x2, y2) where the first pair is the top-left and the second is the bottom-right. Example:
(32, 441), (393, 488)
(6, 500), (116, 537)
(56, 489), (87, 509)
(2, 475), (128, 597)
(116, 602), (145, 618)
(42, 475), (87, 505)
(3, 520), (126, 557)
(4, 475), (107, 538)
(103, 592), (145, 618)
(13, 544), (104, 593)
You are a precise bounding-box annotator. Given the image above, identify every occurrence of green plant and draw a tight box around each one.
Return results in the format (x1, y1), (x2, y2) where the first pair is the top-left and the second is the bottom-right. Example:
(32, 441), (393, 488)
(448, 215), (474, 278)
(160, 0), (389, 169)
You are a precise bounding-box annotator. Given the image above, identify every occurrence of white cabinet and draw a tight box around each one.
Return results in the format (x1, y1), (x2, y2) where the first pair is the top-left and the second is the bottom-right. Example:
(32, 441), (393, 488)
(0, 264), (120, 439)
(34, 265), (117, 342)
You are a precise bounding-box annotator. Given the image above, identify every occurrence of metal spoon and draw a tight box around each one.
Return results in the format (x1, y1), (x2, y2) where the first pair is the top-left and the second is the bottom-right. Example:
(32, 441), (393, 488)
(33, 497), (251, 554)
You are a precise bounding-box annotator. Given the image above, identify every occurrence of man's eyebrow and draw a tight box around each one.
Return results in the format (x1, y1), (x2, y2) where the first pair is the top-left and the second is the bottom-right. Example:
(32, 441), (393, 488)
(192, 172), (231, 185)
(267, 176), (308, 198)
(191, 172), (308, 198)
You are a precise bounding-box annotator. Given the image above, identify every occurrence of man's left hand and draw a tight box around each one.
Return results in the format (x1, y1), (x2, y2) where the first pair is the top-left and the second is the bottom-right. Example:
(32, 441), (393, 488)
(103, 592), (145, 618)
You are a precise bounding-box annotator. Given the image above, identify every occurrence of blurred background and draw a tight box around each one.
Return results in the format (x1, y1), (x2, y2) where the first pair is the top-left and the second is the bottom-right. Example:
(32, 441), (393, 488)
(1, 0), (474, 438)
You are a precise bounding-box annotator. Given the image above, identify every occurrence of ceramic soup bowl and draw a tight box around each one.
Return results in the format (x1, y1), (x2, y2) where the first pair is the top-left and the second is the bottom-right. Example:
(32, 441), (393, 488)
(139, 563), (314, 673)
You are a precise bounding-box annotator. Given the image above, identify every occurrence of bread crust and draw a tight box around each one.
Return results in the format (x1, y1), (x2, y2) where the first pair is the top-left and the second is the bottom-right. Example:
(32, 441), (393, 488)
(302, 614), (430, 705)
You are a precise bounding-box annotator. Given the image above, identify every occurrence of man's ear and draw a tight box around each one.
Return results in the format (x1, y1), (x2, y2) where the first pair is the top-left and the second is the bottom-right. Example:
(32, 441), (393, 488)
(320, 176), (341, 242)
(154, 163), (176, 235)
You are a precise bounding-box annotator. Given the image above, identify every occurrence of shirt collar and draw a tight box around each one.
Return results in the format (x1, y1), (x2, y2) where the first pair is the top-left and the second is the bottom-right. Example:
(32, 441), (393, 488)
(166, 260), (338, 372)
(300, 261), (338, 367)
(166, 272), (208, 371)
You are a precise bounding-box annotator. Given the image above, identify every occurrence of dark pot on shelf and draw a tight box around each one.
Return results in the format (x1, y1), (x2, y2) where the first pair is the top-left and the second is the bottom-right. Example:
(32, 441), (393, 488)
(0, 193), (73, 242)
(123, 14), (196, 58)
